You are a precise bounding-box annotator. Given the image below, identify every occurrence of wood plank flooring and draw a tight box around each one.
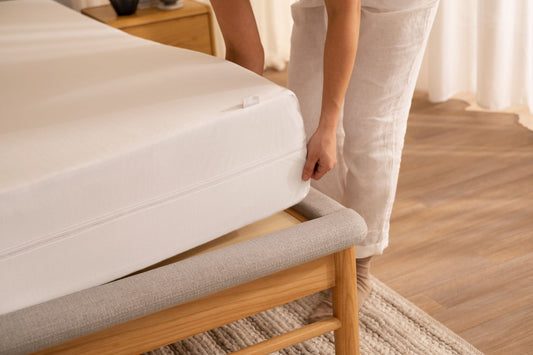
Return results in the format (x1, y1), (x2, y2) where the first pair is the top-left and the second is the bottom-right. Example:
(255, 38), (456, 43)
(264, 69), (533, 354)
(378, 93), (533, 355)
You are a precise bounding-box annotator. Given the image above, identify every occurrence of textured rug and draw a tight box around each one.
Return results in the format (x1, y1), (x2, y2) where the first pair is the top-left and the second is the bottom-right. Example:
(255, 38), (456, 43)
(146, 277), (483, 354)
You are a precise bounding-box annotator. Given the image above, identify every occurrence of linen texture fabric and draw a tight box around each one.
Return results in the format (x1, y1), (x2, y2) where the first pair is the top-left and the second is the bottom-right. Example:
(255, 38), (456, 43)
(288, 0), (440, 258)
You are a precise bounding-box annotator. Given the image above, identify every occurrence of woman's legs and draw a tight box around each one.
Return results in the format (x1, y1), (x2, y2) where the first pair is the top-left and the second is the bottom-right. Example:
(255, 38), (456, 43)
(289, 0), (439, 258)
(288, 0), (439, 316)
(342, 0), (439, 259)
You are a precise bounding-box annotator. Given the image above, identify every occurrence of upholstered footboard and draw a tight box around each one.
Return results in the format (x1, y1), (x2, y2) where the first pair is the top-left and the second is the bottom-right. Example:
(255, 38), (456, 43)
(0, 188), (367, 354)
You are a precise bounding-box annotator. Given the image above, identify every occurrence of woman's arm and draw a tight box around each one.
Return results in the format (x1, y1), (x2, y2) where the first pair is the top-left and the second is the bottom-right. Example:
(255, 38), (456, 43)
(210, 0), (361, 181)
(210, 0), (264, 75)
(302, 0), (361, 181)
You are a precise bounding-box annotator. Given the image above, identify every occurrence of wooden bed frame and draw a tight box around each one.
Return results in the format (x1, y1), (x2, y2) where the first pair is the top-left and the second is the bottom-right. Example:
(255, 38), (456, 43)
(34, 208), (361, 355)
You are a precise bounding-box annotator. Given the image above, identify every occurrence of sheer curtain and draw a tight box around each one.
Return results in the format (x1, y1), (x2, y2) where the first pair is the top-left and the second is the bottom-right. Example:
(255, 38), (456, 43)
(416, 0), (533, 130)
(250, 0), (296, 70)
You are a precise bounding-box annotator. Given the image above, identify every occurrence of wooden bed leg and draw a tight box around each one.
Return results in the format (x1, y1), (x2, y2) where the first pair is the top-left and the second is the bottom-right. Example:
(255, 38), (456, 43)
(332, 246), (360, 355)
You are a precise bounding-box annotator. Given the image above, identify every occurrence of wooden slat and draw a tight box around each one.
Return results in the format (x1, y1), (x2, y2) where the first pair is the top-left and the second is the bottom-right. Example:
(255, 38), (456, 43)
(232, 317), (341, 355)
(36, 254), (336, 355)
(285, 207), (309, 223)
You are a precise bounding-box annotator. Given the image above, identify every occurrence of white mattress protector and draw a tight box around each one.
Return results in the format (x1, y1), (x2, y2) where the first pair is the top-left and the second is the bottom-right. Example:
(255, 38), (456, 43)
(0, 0), (309, 315)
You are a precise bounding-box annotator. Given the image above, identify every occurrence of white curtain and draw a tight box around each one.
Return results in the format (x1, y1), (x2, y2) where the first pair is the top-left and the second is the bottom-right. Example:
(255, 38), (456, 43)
(250, 0), (296, 70)
(416, 0), (533, 130)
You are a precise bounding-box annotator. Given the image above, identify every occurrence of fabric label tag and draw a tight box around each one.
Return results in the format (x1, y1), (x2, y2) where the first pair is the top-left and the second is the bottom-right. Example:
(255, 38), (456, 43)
(242, 96), (260, 108)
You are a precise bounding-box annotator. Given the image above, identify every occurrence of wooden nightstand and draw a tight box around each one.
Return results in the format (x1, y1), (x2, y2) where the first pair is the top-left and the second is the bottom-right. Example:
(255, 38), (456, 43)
(82, 0), (215, 55)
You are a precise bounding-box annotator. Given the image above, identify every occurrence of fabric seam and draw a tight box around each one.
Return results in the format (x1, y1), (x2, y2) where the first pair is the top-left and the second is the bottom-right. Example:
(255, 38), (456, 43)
(1, 146), (307, 260)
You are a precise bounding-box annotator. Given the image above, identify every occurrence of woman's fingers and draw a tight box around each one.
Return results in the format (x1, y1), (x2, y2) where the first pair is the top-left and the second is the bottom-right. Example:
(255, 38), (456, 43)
(302, 130), (337, 181)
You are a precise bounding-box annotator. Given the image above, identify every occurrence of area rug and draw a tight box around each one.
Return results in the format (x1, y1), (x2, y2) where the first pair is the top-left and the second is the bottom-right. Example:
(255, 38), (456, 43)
(146, 277), (483, 354)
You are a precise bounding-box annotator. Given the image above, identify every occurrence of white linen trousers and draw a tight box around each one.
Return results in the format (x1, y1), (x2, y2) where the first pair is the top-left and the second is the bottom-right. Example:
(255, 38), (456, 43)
(288, 0), (439, 258)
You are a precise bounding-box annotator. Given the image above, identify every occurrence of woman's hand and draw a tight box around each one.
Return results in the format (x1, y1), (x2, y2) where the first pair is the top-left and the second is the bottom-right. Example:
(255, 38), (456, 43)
(302, 127), (337, 181)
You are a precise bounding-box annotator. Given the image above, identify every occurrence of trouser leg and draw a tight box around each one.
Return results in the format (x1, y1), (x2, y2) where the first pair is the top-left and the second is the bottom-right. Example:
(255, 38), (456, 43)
(288, 0), (439, 258)
(342, 1), (439, 258)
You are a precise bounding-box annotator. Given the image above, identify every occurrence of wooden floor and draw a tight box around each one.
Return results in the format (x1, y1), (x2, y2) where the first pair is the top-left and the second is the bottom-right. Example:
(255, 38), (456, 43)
(264, 70), (533, 354)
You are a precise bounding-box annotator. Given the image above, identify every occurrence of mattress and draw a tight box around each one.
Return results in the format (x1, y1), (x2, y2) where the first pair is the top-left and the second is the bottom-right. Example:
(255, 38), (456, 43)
(0, 0), (309, 315)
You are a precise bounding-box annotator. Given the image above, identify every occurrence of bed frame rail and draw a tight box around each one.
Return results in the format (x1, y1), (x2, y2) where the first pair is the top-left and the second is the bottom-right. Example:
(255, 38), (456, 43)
(1, 188), (366, 355)
(35, 247), (358, 355)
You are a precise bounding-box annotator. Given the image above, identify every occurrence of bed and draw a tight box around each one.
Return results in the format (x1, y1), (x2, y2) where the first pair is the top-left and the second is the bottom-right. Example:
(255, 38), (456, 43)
(0, 1), (367, 353)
